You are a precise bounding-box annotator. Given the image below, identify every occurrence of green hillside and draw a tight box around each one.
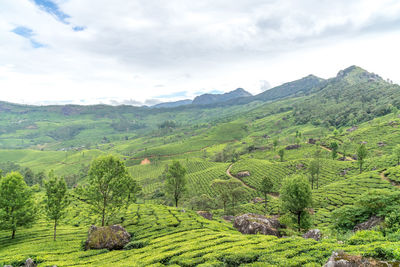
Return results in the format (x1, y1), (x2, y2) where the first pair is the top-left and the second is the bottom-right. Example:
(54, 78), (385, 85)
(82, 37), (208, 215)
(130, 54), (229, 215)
(1, 66), (400, 266)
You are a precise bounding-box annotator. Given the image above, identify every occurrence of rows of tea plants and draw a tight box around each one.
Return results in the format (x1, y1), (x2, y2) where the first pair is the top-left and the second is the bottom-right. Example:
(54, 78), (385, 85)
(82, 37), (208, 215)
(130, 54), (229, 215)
(313, 171), (396, 227)
(2, 203), (400, 266)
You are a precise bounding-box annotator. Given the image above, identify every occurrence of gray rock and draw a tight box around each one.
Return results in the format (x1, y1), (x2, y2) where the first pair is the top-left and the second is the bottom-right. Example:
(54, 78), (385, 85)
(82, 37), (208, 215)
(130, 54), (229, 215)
(25, 258), (36, 267)
(353, 216), (383, 232)
(252, 197), (264, 203)
(233, 213), (284, 237)
(85, 224), (131, 250)
(302, 229), (322, 241)
(236, 171), (250, 177)
(197, 211), (213, 220)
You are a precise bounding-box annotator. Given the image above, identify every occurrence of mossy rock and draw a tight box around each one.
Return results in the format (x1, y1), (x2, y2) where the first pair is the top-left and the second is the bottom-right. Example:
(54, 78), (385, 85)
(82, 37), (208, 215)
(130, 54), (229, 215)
(85, 224), (131, 250)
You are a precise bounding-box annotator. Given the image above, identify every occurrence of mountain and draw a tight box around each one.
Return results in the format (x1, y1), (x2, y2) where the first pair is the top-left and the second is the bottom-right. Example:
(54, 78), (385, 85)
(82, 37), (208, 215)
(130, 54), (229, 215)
(152, 99), (192, 108)
(192, 88), (252, 105)
(291, 66), (399, 126)
(254, 74), (324, 101)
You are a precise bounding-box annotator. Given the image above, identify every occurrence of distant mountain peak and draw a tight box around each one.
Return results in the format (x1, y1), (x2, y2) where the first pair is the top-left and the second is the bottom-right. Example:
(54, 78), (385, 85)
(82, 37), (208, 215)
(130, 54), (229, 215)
(336, 65), (383, 83)
(192, 88), (252, 105)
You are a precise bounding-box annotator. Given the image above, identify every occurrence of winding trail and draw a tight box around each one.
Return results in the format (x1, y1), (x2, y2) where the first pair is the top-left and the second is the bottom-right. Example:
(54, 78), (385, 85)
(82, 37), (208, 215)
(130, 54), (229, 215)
(319, 144), (355, 161)
(226, 164), (279, 199)
(380, 170), (400, 189)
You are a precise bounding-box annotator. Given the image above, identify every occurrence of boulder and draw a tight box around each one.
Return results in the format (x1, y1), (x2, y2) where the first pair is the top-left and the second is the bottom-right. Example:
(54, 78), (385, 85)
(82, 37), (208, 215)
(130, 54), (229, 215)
(302, 229), (322, 241)
(85, 225), (131, 250)
(233, 213), (283, 237)
(236, 171), (250, 177)
(25, 258), (36, 267)
(285, 144), (300, 150)
(197, 211), (213, 220)
(353, 216), (383, 232)
(346, 126), (358, 132)
(323, 251), (397, 267)
(308, 138), (317, 144)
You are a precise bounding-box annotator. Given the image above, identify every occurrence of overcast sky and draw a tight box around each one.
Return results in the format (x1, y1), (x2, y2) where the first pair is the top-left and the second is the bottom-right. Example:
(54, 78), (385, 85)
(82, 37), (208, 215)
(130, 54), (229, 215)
(1, 0), (400, 105)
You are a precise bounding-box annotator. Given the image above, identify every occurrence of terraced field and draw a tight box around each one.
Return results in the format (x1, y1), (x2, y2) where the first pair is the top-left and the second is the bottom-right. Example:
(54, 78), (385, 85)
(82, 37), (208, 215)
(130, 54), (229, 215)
(2, 204), (400, 267)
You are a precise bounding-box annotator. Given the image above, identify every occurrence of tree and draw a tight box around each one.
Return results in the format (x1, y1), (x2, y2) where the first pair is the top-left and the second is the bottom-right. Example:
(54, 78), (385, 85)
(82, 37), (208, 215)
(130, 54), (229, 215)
(330, 142), (338, 160)
(211, 179), (243, 214)
(280, 175), (312, 232)
(260, 176), (273, 212)
(393, 144), (400, 165)
(273, 138), (279, 150)
(79, 155), (131, 226)
(357, 144), (368, 173)
(24, 167), (35, 186)
(0, 172), (36, 238)
(35, 171), (46, 187)
(44, 171), (69, 241)
(308, 158), (320, 189)
(231, 187), (247, 214)
(165, 161), (187, 207)
(278, 149), (285, 162)
(126, 177), (142, 206)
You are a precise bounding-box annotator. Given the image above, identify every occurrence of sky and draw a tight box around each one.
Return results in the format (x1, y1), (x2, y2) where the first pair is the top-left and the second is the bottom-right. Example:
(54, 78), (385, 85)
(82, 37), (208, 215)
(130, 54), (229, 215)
(1, 0), (400, 106)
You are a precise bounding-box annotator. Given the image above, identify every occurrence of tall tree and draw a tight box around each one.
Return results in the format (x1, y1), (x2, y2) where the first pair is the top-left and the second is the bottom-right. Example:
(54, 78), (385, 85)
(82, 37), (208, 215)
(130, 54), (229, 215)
(44, 171), (69, 241)
(259, 176), (273, 212)
(357, 144), (368, 173)
(0, 172), (36, 238)
(278, 149), (285, 162)
(79, 155), (130, 226)
(330, 142), (338, 160)
(280, 175), (312, 232)
(231, 187), (247, 214)
(165, 161), (187, 207)
(211, 179), (243, 214)
(394, 144), (400, 165)
(308, 159), (320, 189)
(126, 177), (142, 206)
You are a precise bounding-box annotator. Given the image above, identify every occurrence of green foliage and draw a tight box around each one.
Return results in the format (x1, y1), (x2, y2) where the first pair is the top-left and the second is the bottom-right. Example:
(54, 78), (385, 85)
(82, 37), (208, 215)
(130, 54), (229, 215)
(308, 158), (320, 189)
(44, 171), (69, 240)
(165, 161), (187, 207)
(280, 175), (312, 231)
(211, 179), (243, 214)
(332, 189), (400, 231)
(260, 176), (273, 212)
(0, 172), (36, 238)
(393, 144), (400, 165)
(78, 155), (131, 226)
(330, 142), (338, 160)
(357, 144), (368, 173)
(278, 148), (285, 162)
(347, 230), (385, 245)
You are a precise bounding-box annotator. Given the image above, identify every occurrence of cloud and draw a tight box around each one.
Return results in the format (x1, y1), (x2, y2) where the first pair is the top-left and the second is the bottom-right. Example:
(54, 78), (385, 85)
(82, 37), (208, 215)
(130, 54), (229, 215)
(1, 0), (400, 105)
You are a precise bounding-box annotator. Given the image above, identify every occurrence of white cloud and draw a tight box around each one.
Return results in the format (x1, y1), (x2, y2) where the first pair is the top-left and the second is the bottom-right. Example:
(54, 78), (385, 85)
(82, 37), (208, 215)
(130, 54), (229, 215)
(1, 0), (400, 105)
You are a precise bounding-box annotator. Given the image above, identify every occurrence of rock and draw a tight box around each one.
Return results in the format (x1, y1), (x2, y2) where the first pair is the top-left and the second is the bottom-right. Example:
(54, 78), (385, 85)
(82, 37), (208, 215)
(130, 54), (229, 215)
(222, 215), (235, 222)
(252, 197), (264, 204)
(308, 138), (317, 144)
(233, 213), (284, 237)
(377, 141), (386, 147)
(296, 163), (305, 170)
(85, 225), (131, 250)
(236, 171), (250, 177)
(346, 126), (358, 132)
(323, 251), (397, 267)
(353, 216), (383, 232)
(285, 144), (300, 150)
(197, 211), (213, 220)
(179, 209), (186, 213)
(302, 229), (322, 241)
(25, 258), (36, 267)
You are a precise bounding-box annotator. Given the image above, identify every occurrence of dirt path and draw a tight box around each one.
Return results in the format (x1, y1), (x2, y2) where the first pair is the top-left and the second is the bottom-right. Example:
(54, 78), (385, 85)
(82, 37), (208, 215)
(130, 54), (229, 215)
(319, 144), (355, 161)
(226, 164), (279, 198)
(380, 171), (400, 189)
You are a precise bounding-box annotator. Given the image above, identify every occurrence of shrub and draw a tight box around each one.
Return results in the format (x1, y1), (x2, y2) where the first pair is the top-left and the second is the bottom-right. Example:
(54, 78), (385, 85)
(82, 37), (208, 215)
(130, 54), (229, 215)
(124, 240), (149, 250)
(347, 230), (385, 245)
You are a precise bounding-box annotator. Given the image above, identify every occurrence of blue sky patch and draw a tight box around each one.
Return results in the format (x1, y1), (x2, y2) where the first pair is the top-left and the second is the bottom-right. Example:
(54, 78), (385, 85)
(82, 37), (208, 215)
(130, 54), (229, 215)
(12, 26), (45, 48)
(72, 26), (86, 32)
(156, 91), (188, 98)
(33, 0), (70, 23)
